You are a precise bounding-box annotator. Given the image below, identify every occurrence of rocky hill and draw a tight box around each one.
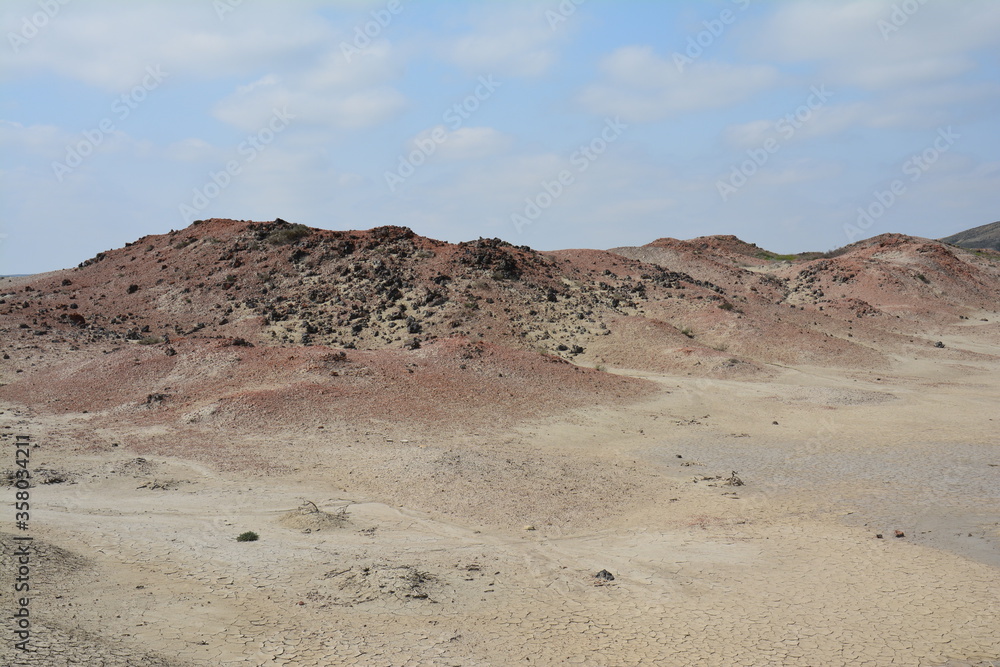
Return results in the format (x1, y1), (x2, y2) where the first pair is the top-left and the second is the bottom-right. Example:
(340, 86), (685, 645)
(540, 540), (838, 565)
(941, 220), (1000, 252)
(1, 218), (998, 431)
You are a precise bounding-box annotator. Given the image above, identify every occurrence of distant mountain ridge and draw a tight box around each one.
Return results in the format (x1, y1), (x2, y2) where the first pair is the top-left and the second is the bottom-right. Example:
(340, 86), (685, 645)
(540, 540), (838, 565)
(941, 221), (1000, 251)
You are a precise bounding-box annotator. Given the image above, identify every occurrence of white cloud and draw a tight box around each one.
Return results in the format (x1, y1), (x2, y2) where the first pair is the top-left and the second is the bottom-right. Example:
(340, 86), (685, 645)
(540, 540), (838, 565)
(237, 74), (281, 95)
(723, 102), (870, 150)
(751, 159), (843, 188)
(0, 2), (333, 90)
(211, 30), (407, 131)
(444, 4), (568, 77)
(164, 138), (219, 162)
(407, 126), (511, 161)
(723, 119), (773, 150)
(579, 46), (780, 122)
(214, 84), (406, 131)
(443, 127), (511, 159)
(0, 120), (64, 153)
(745, 0), (1000, 90)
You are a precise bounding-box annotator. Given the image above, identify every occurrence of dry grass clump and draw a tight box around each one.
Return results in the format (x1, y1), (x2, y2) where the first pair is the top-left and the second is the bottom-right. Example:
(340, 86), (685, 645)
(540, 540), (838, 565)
(279, 500), (350, 530)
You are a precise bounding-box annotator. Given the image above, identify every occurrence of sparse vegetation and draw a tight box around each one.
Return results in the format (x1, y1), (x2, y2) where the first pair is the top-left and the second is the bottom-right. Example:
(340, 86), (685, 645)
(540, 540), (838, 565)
(266, 224), (311, 246)
(137, 336), (164, 345)
(916, 273), (930, 284)
(236, 531), (259, 542)
(680, 326), (694, 339)
(757, 252), (798, 262)
(174, 237), (196, 250)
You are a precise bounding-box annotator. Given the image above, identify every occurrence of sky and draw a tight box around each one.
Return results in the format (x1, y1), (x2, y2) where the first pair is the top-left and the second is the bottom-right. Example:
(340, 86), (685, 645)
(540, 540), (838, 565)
(1, 0), (999, 275)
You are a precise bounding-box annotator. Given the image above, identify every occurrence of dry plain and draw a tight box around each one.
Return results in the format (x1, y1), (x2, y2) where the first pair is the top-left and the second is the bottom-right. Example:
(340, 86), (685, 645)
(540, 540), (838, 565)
(2, 339), (999, 666)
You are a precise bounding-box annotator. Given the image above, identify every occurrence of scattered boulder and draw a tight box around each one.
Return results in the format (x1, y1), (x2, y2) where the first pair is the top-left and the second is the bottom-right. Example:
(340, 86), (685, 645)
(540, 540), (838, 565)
(594, 569), (615, 582)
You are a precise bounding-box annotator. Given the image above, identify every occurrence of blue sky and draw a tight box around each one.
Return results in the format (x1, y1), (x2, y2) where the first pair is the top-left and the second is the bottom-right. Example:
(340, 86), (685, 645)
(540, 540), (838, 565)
(2, 0), (999, 274)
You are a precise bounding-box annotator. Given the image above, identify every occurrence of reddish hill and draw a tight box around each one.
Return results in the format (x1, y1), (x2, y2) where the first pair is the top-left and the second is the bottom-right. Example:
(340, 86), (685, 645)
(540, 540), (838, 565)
(610, 232), (1000, 365)
(2, 221), (999, 431)
(0, 218), (749, 372)
(773, 233), (1000, 317)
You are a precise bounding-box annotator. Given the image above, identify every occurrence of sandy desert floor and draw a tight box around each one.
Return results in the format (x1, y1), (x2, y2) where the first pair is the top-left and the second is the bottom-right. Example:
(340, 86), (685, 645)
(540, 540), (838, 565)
(2, 326), (999, 666)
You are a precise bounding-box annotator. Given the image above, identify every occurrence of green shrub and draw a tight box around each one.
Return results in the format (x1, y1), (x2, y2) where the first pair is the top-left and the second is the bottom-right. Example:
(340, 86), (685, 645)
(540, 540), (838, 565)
(236, 531), (259, 542)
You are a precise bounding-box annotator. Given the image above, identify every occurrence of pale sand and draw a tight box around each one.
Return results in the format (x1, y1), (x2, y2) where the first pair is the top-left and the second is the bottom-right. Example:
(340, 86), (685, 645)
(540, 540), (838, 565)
(2, 332), (999, 666)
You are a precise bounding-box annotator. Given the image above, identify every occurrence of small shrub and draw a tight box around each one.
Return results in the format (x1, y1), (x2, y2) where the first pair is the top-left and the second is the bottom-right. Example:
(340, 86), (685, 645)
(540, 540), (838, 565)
(266, 224), (311, 246)
(679, 326), (694, 339)
(916, 273), (930, 284)
(138, 336), (164, 345)
(236, 531), (259, 542)
(718, 301), (734, 311)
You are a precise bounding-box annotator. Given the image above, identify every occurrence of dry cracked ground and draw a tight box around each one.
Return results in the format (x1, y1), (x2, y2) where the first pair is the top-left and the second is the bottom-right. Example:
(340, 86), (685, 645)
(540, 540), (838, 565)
(2, 331), (999, 666)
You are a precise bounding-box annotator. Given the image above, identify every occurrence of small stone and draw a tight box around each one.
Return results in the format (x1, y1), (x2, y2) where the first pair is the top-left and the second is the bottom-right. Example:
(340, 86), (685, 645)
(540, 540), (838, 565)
(595, 569), (615, 582)
(523, 525), (535, 531)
